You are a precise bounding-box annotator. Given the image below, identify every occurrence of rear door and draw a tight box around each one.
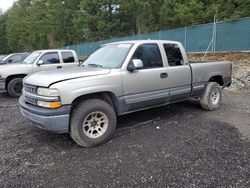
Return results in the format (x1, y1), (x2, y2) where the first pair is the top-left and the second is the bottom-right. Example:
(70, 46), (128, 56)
(162, 43), (192, 101)
(61, 51), (79, 68)
(33, 52), (62, 72)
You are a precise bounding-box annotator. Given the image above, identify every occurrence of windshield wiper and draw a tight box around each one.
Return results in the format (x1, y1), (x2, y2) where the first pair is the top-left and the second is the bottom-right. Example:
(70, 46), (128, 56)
(87, 63), (103, 68)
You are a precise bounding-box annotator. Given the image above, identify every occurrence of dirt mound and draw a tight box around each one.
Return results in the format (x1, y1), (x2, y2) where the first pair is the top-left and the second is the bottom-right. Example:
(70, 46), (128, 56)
(188, 52), (250, 92)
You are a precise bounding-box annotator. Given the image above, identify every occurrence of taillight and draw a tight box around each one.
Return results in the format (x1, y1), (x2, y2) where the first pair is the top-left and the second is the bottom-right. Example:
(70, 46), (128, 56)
(225, 63), (232, 78)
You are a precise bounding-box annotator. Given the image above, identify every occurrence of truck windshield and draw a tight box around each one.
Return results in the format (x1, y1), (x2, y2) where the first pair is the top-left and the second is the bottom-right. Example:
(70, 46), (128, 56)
(23, 52), (42, 64)
(82, 43), (132, 69)
(2, 54), (11, 61)
(0, 55), (7, 61)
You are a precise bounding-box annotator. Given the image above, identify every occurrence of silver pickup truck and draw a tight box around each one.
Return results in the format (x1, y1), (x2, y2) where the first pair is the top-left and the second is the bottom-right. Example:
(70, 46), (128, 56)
(19, 40), (232, 147)
(0, 49), (78, 97)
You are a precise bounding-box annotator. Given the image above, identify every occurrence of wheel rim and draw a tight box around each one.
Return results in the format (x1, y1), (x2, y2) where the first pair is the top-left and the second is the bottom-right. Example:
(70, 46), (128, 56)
(210, 87), (220, 105)
(14, 81), (23, 94)
(82, 111), (108, 138)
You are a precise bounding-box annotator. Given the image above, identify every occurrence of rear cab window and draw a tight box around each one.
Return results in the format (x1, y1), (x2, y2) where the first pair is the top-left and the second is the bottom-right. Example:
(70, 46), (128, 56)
(163, 44), (184, 66)
(61, 51), (75, 63)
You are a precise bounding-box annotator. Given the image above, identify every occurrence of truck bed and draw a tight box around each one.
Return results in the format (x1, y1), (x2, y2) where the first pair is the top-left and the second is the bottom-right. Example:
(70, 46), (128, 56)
(190, 60), (231, 86)
(189, 60), (225, 64)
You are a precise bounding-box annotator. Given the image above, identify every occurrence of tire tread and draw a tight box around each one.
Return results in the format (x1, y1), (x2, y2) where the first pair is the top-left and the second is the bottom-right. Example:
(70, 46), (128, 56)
(70, 99), (116, 147)
(200, 82), (222, 111)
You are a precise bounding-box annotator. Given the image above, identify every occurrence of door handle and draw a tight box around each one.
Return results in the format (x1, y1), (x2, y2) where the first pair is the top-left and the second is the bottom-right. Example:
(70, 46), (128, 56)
(160, 73), (168, 79)
(57, 66), (62, 69)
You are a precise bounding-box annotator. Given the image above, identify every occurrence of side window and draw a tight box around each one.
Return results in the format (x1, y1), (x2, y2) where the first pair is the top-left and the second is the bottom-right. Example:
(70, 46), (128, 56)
(132, 44), (163, 69)
(164, 44), (184, 66)
(40, 52), (60, 64)
(61, 52), (75, 63)
(9, 55), (23, 63)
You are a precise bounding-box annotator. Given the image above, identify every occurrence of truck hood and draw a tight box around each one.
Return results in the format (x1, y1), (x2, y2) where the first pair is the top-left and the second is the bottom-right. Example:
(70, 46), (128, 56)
(0, 63), (32, 77)
(0, 63), (27, 70)
(24, 67), (111, 87)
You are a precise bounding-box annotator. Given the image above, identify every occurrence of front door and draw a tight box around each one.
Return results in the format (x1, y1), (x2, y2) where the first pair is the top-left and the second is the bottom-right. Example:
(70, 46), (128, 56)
(121, 43), (170, 111)
(33, 52), (62, 72)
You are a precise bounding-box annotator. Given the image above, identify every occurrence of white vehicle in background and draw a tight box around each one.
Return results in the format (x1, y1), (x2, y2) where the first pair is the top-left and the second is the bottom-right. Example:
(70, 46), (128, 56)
(0, 52), (31, 65)
(0, 49), (79, 97)
(0, 55), (7, 61)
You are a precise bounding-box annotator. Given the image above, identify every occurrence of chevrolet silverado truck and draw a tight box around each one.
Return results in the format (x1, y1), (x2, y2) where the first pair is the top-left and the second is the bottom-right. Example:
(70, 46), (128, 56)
(0, 49), (79, 97)
(19, 40), (232, 147)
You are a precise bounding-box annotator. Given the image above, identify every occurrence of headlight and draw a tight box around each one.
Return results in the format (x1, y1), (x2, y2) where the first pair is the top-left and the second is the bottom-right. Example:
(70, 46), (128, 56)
(37, 101), (62, 108)
(37, 88), (60, 97)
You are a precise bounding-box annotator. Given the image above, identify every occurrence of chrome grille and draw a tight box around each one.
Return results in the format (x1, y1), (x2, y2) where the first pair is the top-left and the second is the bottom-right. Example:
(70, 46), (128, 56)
(24, 84), (37, 105)
(25, 95), (37, 105)
(23, 84), (60, 106)
(24, 84), (37, 94)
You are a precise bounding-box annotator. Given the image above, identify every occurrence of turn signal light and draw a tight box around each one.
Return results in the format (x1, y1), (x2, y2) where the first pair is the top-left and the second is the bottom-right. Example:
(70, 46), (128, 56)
(37, 101), (62, 109)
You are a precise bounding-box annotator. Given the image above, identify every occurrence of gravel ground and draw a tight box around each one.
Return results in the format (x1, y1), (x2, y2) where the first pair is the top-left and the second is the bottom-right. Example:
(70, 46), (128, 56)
(0, 89), (249, 187)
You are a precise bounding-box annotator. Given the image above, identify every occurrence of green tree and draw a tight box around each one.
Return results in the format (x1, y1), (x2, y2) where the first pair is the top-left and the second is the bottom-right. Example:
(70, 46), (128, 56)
(0, 10), (9, 53)
(6, 0), (32, 51)
(2, 0), (250, 52)
(159, 0), (205, 29)
(80, 0), (135, 40)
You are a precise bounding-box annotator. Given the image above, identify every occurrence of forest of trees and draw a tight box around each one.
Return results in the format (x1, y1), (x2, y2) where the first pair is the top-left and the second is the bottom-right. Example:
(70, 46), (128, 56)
(0, 0), (249, 54)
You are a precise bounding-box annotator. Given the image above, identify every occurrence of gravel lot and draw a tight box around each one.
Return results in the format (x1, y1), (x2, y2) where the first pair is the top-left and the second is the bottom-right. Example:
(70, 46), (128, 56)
(0, 89), (249, 187)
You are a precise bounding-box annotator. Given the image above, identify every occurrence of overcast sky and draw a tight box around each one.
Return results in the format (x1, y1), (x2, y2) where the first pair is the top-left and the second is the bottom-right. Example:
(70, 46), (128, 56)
(0, 0), (17, 12)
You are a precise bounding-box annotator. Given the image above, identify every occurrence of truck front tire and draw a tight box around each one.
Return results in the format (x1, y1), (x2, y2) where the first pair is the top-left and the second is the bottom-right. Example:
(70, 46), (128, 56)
(70, 99), (117, 147)
(200, 82), (222, 111)
(7, 78), (23, 98)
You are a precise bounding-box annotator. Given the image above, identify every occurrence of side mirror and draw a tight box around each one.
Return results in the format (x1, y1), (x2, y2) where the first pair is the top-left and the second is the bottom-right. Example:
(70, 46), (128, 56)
(8, 59), (12, 63)
(37, 60), (44, 66)
(127, 59), (143, 72)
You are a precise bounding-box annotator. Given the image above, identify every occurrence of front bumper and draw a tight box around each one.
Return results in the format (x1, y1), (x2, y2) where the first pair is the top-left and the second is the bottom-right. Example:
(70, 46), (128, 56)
(19, 96), (71, 133)
(0, 79), (6, 90)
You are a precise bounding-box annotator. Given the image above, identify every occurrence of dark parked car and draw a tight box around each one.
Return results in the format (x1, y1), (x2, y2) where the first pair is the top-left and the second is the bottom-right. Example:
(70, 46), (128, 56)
(0, 52), (31, 65)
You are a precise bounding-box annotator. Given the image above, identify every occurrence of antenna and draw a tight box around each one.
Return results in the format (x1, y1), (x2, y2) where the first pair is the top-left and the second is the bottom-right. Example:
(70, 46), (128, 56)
(202, 7), (218, 61)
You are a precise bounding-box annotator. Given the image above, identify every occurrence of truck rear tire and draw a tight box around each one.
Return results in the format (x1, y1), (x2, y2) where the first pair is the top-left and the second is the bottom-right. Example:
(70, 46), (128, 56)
(7, 78), (23, 98)
(200, 82), (222, 111)
(70, 99), (117, 147)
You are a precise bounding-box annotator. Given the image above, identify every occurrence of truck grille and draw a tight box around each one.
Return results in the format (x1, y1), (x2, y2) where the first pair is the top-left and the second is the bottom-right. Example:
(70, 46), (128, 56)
(24, 84), (38, 105)
(23, 85), (60, 106)
(25, 95), (37, 105)
(24, 84), (37, 94)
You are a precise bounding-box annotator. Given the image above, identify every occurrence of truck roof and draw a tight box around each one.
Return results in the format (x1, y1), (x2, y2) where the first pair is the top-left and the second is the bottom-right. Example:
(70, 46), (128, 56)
(106, 40), (182, 46)
(33, 49), (76, 53)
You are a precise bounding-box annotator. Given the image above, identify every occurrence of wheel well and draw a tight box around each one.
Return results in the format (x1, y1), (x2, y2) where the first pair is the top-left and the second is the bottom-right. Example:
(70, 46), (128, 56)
(5, 74), (27, 90)
(209, 76), (223, 86)
(71, 92), (119, 114)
